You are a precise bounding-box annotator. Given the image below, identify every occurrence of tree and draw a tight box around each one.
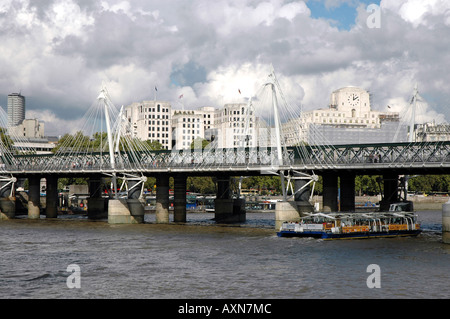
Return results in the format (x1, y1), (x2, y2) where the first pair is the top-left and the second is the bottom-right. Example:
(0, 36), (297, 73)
(58, 177), (88, 191)
(146, 140), (163, 151)
(190, 138), (210, 150)
(408, 175), (450, 194)
(0, 127), (14, 152)
(187, 176), (215, 194)
(355, 175), (381, 196)
(52, 131), (91, 153)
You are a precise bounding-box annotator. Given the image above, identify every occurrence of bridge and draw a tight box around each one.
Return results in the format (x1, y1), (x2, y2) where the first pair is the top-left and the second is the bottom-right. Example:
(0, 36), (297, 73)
(0, 69), (448, 225)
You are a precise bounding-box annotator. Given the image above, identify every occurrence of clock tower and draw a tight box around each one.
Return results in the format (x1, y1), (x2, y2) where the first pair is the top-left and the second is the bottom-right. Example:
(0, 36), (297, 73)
(330, 87), (371, 116)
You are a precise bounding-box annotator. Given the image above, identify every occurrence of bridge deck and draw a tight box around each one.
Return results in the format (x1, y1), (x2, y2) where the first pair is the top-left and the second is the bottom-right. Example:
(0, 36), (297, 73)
(0, 142), (448, 176)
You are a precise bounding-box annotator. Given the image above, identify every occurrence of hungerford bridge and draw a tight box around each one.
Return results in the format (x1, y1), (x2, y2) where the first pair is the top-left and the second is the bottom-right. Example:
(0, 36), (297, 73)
(0, 70), (449, 225)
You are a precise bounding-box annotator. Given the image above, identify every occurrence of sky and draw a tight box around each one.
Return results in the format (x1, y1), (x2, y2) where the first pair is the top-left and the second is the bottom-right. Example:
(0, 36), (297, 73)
(0, 0), (449, 136)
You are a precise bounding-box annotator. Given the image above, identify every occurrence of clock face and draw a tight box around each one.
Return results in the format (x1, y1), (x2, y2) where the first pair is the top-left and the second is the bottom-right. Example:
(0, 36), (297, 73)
(347, 93), (360, 107)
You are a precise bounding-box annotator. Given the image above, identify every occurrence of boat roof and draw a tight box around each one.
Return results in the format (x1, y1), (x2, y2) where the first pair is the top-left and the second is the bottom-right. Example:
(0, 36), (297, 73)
(301, 212), (418, 220)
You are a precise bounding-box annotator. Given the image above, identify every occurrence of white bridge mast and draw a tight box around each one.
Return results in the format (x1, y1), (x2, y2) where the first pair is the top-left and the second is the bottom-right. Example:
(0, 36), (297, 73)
(98, 86), (118, 199)
(409, 83), (419, 143)
(265, 67), (287, 200)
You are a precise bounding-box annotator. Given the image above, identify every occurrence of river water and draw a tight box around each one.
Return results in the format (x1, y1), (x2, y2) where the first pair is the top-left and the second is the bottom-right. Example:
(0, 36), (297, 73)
(0, 210), (449, 299)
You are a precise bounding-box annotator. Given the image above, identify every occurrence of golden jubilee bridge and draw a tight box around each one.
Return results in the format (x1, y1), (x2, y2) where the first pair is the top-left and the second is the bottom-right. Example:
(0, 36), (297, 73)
(0, 70), (448, 224)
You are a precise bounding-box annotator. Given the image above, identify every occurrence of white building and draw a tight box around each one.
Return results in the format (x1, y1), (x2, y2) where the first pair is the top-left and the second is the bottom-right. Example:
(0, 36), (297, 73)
(304, 87), (383, 130)
(197, 106), (216, 131)
(415, 122), (450, 142)
(125, 101), (172, 150)
(170, 103), (258, 150)
(282, 86), (405, 145)
(171, 110), (205, 150)
(8, 119), (45, 138)
(211, 103), (257, 149)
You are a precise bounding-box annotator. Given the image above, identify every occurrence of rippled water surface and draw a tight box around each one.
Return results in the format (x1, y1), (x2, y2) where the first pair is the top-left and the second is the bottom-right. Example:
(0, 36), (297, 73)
(1, 210), (449, 299)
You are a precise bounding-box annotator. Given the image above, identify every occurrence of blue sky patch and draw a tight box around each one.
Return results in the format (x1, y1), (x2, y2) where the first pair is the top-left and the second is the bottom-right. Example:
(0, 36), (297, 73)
(307, 0), (381, 30)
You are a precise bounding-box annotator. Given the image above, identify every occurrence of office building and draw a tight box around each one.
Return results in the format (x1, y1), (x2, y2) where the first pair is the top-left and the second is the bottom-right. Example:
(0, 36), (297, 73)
(7, 93), (25, 126)
(125, 101), (172, 150)
(172, 110), (205, 150)
(282, 87), (407, 145)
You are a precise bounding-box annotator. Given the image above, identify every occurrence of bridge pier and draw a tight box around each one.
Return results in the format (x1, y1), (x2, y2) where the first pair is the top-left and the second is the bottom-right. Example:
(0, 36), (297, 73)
(214, 177), (245, 223)
(126, 179), (145, 223)
(155, 175), (170, 223)
(45, 176), (58, 218)
(380, 174), (399, 211)
(0, 180), (15, 220)
(322, 172), (338, 212)
(275, 174), (316, 229)
(340, 173), (355, 212)
(173, 175), (187, 223)
(28, 176), (41, 219)
(108, 179), (145, 224)
(275, 201), (301, 230)
(88, 176), (107, 220)
(294, 174), (314, 214)
(443, 200), (450, 244)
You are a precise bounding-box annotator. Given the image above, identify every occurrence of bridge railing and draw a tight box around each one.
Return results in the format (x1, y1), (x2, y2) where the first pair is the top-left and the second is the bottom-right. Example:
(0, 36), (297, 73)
(2, 141), (449, 173)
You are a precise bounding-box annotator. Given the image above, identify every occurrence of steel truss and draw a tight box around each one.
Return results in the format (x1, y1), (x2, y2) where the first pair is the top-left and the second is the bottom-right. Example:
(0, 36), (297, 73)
(2, 141), (448, 174)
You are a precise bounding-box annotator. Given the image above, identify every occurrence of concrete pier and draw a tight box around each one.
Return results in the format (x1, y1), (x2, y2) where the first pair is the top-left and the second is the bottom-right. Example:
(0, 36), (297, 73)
(28, 176), (41, 219)
(322, 172), (338, 212)
(108, 199), (140, 224)
(173, 175), (187, 223)
(214, 177), (246, 223)
(380, 174), (399, 211)
(443, 200), (450, 244)
(88, 176), (107, 220)
(340, 173), (355, 212)
(45, 176), (58, 218)
(155, 175), (170, 223)
(275, 201), (301, 230)
(126, 179), (145, 223)
(107, 179), (145, 224)
(0, 179), (16, 220)
(293, 175), (314, 214)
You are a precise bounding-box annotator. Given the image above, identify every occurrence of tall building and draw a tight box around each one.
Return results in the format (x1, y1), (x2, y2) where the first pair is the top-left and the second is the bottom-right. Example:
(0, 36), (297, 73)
(125, 100), (172, 150)
(7, 93), (25, 126)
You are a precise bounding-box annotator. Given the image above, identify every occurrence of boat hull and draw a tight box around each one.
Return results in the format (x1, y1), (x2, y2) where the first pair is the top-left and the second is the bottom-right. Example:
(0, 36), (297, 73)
(277, 229), (422, 240)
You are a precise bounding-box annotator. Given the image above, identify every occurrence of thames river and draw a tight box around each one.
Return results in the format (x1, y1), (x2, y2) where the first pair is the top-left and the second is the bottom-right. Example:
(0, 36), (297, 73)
(0, 210), (449, 299)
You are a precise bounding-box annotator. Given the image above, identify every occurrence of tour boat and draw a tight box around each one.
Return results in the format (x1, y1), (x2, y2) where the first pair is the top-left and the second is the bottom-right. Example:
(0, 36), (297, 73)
(277, 211), (421, 240)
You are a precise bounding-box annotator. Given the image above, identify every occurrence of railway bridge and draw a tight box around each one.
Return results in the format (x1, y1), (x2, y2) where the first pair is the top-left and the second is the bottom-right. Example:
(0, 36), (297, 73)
(0, 70), (448, 225)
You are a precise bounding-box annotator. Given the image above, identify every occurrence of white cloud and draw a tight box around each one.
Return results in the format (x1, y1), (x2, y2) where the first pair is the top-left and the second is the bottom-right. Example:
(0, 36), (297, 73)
(0, 0), (448, 137)
(381, 0), (450, 27)
(48, 0), (94, 38)
(26, 109), (85, 136)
